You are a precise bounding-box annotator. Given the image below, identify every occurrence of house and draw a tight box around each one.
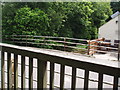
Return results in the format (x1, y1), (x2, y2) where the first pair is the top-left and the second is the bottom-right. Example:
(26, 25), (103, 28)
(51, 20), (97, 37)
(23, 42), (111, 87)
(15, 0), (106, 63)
(98, 11), (120, 46)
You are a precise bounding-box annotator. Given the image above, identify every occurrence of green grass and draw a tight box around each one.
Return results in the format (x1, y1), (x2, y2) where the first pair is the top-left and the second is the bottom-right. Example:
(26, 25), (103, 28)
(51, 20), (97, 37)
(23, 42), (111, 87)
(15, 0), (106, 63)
(76, 45), (87, 49)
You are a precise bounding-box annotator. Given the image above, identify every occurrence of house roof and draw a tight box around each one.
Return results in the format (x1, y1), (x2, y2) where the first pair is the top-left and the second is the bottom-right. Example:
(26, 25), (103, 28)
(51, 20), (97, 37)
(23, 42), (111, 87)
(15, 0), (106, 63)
(99, 11), (119, 29)
(99, 14), (119, 29)
(111, 11), (120, 19)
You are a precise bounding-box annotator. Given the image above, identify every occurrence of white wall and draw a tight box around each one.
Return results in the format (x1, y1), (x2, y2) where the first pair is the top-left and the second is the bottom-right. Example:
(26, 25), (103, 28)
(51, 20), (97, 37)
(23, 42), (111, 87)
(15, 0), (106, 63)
(98, 15), (119, 45)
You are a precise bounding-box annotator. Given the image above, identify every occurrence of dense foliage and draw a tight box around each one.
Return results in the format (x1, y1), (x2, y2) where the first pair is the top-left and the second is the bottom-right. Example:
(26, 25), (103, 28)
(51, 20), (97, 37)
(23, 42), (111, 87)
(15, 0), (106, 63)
(2, 2), (113, 39)
(111, 2), (120, 13)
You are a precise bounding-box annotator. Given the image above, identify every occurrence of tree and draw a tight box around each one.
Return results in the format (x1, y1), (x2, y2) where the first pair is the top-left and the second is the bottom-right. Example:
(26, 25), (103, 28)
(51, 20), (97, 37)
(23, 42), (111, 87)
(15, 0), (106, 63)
(2, 2), (113, 40)
(13, 7), (50, 35)
(90, 2), (113, 39)
(64, 2), (94, 39)
(2, 2), (51, 35)
(91, 2), (113, 28)
(2, 2), (18, 35)
(111, 2), (120, 13)
(46, 2), (71, 37)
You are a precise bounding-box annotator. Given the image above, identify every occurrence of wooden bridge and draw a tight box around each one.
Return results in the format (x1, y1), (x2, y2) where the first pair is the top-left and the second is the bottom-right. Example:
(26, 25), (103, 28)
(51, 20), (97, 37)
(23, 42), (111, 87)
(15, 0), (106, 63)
(0, 42), (120, 89)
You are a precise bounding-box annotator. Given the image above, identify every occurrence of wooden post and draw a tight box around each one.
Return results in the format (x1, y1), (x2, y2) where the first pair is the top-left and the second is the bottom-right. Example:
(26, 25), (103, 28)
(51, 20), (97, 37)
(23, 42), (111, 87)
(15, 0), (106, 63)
(37, 59), (47, 89)
(44, 37), (46, 46)
(19, 35), (21, 45)
(12, 35), (14, 43)
(60, 64), (65, 90)
(87, 40), (90, 55)
(71, 67), (76, 90)
(84, 69), (89, 90)
(64, 38), (66, 51)
(29, 57), (33, 89)
(21, 56), (25, 89)
(26, 35), (27, 47)
(50, 62), (54, 89)
(7, 53), (13, 89)
(1, 51), (5, 89)
(113, 76), (118, 90)
(14, 54), (18, 89)
(98, 73), (103, 90)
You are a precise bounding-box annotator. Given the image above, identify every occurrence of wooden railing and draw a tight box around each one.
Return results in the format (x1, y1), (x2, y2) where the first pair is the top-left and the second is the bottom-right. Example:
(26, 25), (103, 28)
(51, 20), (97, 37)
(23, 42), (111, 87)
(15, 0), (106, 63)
(0, 43), (120, 89)
(4, 35), (89, 54)
(3, 35), (119, 58)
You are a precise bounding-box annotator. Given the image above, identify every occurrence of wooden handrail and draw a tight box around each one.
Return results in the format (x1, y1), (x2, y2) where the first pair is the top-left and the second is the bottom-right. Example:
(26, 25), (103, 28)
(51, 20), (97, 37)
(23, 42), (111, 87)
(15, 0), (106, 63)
(0, 43), (120, 89)
(3, 35), (119, 56)
(0, 43), (119, 71)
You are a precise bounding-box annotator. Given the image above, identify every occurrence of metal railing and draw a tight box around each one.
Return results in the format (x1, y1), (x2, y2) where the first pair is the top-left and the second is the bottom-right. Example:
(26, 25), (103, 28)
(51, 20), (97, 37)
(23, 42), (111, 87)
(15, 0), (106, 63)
(0, 43), (120, 89)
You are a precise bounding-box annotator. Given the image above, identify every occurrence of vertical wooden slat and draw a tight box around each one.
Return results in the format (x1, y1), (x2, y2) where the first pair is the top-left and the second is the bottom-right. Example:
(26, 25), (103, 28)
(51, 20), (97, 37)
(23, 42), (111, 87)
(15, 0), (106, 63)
(71, 67), (76, 90)
(37, 59), (47, 89)
(98, 73), (103, 90)
(84, 70), (89, 90)
(14, 54), (18, 89)
(29, 57), (33, 89)
(60, 64), (65, 90)
(113, 76), (118, 90)
(1, 51), (5, 89)
(21, 56), (25, 89)
(7, 52), (13, 89)
(50, 62), (54, 90)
